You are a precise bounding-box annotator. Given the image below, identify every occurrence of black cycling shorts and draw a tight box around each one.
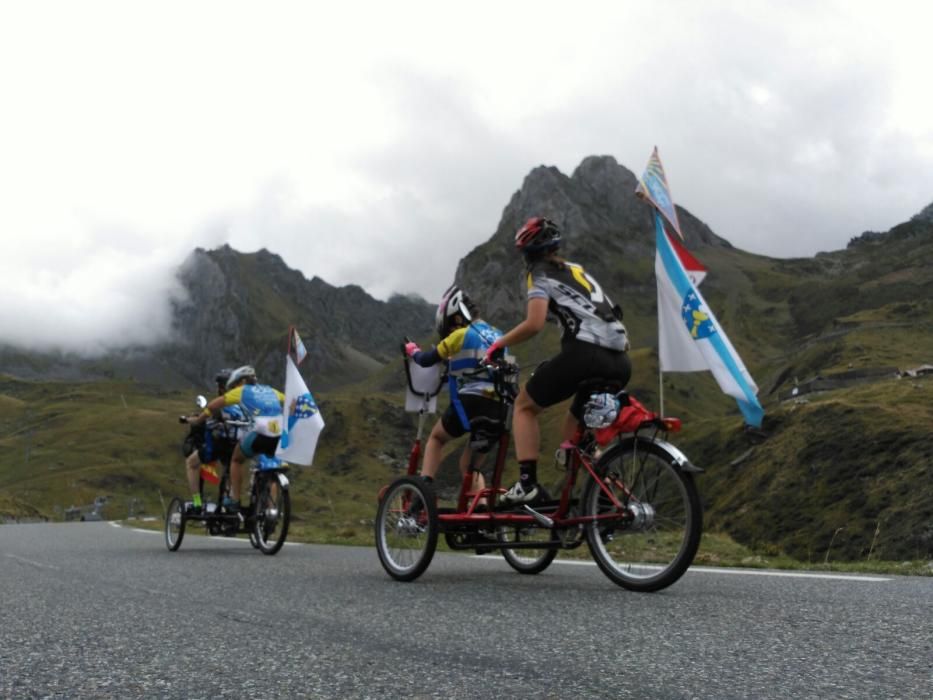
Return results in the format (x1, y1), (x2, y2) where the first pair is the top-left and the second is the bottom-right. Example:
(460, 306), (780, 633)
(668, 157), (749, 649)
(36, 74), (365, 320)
(525, 339), (632, 418)
(441, 393), (503, 438)
(199, 439), (236, 466)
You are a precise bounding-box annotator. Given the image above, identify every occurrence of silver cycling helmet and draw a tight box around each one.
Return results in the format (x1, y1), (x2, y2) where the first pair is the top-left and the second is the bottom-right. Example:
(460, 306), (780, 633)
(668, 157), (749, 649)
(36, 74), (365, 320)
(435, 284), (474, 337)
(583, 393), (620, 429)
(226, 365), (256, 390)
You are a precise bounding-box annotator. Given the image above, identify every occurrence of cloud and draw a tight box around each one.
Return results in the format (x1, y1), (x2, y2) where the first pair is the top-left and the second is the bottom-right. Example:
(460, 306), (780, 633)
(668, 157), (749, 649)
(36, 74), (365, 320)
(1, 1), (932, 354)
(0, 240), (189, 355)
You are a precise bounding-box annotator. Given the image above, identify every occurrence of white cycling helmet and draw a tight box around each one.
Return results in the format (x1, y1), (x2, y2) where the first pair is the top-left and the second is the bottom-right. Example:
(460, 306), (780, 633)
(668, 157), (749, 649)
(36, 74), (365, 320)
(226, 365), (256, 389)
(435, 284), (474, 337)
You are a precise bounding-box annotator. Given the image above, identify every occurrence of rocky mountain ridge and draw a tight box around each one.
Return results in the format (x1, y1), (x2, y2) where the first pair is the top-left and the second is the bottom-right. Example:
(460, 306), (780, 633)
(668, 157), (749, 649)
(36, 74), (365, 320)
(3, 154), (932, 400)
(455, 155), (730, 329)
(0, 245), (435, 390)
(168, 245), (435, 388)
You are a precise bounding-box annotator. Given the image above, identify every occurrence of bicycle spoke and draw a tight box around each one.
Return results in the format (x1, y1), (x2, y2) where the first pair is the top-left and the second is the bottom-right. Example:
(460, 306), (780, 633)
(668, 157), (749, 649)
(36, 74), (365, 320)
(583, 441), (702, 591)
(375, 477), (437, 581)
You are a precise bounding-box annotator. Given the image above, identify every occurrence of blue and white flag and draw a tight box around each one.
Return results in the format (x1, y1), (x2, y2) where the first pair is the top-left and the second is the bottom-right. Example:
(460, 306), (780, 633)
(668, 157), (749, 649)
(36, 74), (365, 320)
(277, 355), (324, 466)
(655, 213), (764, 427)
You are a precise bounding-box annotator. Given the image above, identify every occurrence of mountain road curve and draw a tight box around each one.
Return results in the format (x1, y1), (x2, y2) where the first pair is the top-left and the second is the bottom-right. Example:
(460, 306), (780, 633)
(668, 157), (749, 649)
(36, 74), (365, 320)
(0, 522), (930, 699)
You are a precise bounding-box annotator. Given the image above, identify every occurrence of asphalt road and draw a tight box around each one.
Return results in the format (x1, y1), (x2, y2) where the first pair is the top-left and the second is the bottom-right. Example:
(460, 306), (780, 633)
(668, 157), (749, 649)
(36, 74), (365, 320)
(0, 522), (930, 699)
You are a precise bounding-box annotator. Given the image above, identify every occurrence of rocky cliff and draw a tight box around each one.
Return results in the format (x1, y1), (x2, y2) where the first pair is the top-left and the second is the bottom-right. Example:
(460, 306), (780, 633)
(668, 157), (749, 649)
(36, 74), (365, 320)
(170, 245), (434, 389)
(454, 155), (728, 329)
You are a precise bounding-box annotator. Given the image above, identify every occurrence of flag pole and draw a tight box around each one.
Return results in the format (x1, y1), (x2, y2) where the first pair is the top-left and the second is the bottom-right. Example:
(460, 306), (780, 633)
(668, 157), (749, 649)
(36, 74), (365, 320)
(659, 365), (665, 417)
(654, 209), (665, 418)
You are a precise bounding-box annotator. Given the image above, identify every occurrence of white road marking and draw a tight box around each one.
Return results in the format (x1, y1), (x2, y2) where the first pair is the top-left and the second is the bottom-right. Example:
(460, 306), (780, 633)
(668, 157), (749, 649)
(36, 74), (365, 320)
(113, 521), (302, 547)
(686, 566), (890, 582)
(109, 522), (891, 581)
(470, 556), (891, 582)
(5, 553), (59, 570)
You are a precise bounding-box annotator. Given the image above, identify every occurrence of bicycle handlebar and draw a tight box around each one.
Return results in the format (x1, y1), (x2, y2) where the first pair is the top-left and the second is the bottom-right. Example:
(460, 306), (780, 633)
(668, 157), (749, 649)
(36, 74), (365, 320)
(400, 336), (446, 398)
(204, 419), (252, 430)
(178, 415), (253, 429)
(474, 358), (519, 401)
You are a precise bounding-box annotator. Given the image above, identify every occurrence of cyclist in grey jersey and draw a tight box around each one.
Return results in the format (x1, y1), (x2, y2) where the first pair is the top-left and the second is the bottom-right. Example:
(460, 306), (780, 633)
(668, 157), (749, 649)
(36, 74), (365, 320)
(486, 216), (632, 505)
(526, 258), (628, 350)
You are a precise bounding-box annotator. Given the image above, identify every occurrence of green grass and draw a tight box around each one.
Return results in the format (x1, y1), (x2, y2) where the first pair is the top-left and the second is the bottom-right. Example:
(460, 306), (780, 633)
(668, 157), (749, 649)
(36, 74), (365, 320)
(4, 362), (932, 568)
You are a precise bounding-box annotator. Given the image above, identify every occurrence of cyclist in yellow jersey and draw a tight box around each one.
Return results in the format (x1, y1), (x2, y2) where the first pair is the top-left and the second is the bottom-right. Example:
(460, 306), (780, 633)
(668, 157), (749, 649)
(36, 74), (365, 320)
(189, 365), (285, 512)
(406, 286), (510, 501)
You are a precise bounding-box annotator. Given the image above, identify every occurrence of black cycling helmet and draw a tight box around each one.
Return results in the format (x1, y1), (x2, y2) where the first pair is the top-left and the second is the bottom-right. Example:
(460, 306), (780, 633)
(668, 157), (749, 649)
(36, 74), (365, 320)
(515, 216), (562, 258)
(214, 368), (232, 390)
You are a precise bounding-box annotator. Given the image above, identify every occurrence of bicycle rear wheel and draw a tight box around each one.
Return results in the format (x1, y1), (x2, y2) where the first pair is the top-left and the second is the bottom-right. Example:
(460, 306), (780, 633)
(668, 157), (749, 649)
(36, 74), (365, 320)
(496, 525), (558, 575)
(165, 497), (186, 551)
(582, 440), (702, 592)
(374, 476), (438, 581)
(252, 474), (291, 555)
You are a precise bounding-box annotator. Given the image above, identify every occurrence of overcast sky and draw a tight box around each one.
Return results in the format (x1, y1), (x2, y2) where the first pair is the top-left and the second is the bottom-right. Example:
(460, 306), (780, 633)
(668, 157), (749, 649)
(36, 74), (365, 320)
(1, 1), (931, 353)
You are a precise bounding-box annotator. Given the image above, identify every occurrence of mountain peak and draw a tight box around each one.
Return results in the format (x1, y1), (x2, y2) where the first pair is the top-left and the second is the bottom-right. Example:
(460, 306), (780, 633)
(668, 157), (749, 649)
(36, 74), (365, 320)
(572, 154), (639, 191)
(912, 200), (933, 224)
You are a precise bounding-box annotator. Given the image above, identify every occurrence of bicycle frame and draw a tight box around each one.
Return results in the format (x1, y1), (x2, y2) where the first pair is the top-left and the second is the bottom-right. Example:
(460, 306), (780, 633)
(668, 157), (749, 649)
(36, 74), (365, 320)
(391, 355), (697, 553)
(414, 377), (669, 547)
(376, 359), (703, 589)
(190, 421), (290, 530)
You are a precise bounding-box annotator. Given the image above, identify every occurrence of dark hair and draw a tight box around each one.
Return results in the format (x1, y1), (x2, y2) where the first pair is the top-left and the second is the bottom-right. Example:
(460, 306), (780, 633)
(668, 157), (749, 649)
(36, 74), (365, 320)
(525, 251), (566, 272)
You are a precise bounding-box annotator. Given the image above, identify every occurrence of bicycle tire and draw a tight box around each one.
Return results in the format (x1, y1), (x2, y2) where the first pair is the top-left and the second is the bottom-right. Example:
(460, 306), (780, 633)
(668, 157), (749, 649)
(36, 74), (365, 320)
(252, 474), (291, 555)
(582, 439), (702, 592)
(374, 476), (438, 582)
(496, 525), (558, 575)
(165, 497), (186, 552)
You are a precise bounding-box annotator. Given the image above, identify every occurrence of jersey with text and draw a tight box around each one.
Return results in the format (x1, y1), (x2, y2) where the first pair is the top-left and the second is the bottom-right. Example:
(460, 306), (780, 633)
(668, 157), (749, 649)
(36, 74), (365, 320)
(526, 259), (628, 351)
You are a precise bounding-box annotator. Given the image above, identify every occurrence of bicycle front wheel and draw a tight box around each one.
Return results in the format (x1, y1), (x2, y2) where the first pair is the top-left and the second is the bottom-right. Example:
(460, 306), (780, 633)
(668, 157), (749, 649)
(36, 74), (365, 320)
(252, 474), (291, 555)
(374, 476), (438, 582)
(165, 497), (186, 552)
(582, 439), (702, 592)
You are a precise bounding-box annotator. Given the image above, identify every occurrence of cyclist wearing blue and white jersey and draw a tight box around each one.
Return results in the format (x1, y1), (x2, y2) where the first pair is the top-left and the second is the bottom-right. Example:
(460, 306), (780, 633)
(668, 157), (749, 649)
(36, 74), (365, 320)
(405, 286), (511, 494)
(196, 365), (285, 512)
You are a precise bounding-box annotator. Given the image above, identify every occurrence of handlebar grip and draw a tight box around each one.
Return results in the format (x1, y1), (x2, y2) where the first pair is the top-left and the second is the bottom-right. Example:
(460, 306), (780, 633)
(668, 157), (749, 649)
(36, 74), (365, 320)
(178, 416), (188, 424)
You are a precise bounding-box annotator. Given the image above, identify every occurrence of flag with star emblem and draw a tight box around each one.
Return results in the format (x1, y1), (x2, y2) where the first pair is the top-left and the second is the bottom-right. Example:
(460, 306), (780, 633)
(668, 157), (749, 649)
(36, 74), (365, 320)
(642, 148), (763, 427)
(655, 215), (763, 427)
(276, 355), (324, 465)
